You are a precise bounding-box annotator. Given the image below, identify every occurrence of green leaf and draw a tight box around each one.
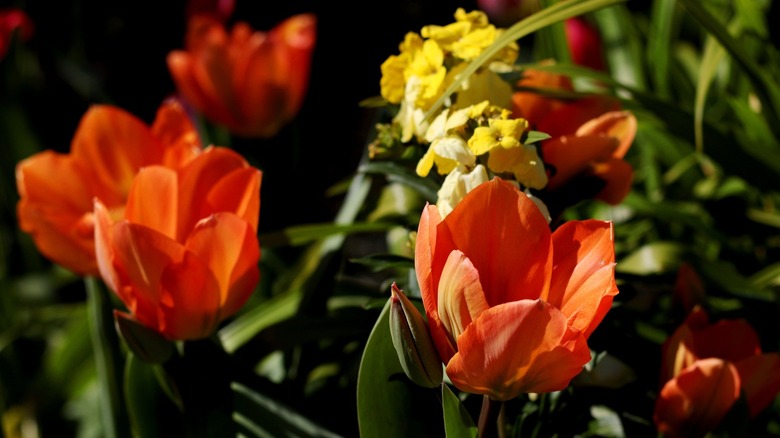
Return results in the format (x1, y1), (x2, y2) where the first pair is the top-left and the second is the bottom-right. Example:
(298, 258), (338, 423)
(647, 0), (678, 98)
(616, 242), (685, 275)
(260, 222), (397, 248)
(357, 300), (443, 437)
(359, 161), (439, 202)
(696, 259), (775, 301)
(442, 384), (478, 438)
(124, 354), (182, 438)
(693, 34), (726, 153)
(524, 130), (552, 145)
(232, 382), (341, 438)
(349, 254), (415, 272)
(593, 4), (647, 90)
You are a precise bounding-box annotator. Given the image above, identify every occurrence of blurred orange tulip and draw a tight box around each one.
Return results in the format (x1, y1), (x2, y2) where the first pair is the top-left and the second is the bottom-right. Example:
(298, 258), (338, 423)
(94, 147), (261, 340)
(655, 307), (780, 436)
(512, 66), (636, 206)
(415, 178), (618, 400)
(16, 100), (201, 276)
(167, 13), (316, 138)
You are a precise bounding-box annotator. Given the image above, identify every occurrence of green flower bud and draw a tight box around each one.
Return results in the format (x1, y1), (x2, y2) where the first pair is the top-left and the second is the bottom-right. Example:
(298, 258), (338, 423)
(389, 283), (443, 388)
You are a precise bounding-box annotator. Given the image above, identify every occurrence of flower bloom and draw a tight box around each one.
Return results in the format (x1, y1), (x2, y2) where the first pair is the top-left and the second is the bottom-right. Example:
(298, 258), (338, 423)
(0, 8), (33, 59)
(94, 147), (261, 340)
(16, 101), (201, 276)
(167, 13), (316, 138)
(655, 307), (780, 437)
(416, 178), (618, 400)
(512, 65), (636, 206)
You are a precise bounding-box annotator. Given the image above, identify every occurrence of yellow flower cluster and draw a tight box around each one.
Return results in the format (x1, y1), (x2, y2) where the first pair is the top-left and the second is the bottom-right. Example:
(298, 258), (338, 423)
(380, 8), (518, 111)
(416, 100), (547, 190)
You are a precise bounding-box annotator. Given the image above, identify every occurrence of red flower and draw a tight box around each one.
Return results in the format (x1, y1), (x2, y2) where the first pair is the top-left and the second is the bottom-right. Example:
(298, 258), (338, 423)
(0, 8), (33, 59)
(655, 307), (780, 437)
(167, 13), (316, 138)
(565, 17), (605, 71)
(16, 100), (201, 276)
(94, 147), (261, 340)
(415, 178), (618, 400)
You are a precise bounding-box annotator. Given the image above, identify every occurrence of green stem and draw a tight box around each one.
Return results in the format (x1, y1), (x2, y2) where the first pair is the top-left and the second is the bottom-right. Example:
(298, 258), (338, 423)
(85, 276), (128, 438)
(478, 395), (505, 438)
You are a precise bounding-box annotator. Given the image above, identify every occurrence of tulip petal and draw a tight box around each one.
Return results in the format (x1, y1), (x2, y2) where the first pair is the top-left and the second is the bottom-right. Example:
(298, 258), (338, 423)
(109, 221), (188, 333)
(185, 213), (260, 319)
(590, 158), (633, 205)
(439, 178), (551, 306)
(654, 358), (740, 438)
(151, 99), (202, 167)
(16, 151), (98, 275)
(437, 250), (489, 343)
(269, 14), (316, 117)
(158, 250), (222, 340)
(71, 105), (163, 203)
(735, 354), (780, 417)
(545, 220), (617, 338)
(446, 299), (591, 400)
(176, 147), (248, 240)
(543, 135), (618, 191)
(690, 318), (761, 364)
(576, 111), (637, 159)
(537, 96), (621, 138)
(204, 167), (262, 232)
(124, 167), (179, 240)
(94, 199), (120, 295)
(416, 203), (458, 362)
(168, 51), (219, 120)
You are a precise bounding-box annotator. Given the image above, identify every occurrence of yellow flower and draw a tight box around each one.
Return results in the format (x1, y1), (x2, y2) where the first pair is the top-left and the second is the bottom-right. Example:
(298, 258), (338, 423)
(436, 164), (489, 217)
(468, 118), (528, 155)
(404, 40), (447, 110)
(416, 135), (476, 177)
(422, 8), (517, 63)
(488, 144), (548, 189)
(380, 32), (424, 104)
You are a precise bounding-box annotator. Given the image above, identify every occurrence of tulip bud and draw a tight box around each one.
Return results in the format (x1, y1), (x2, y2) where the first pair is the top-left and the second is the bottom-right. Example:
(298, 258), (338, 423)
(114, 310), (176, 363)
(389, 283), (443, 388)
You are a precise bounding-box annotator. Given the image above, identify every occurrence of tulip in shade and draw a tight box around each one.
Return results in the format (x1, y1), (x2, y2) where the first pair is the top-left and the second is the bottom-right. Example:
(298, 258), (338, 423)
(512, 67), (636, 206)
(0, 8), (34, 59)
(167, 13), (316, 138)
(655, 307), (780, 437)
(16, 101), (201, 276)
(94, 147), (261, 340)
(415, 178), (618, 400)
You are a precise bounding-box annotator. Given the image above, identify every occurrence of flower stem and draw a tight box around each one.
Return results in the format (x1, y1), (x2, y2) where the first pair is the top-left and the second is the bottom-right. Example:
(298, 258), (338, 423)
(85, 276), (128, 438)
(478, 395), (506, 438)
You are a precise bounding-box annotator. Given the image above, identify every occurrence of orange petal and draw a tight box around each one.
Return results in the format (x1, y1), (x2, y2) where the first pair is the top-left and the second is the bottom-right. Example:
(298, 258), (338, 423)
(94, 199), (120, 295)
(576, 111), (637, 159)
(735, 354), (780, 417)
(544, 220), (617, 338)
(16, 151), (99, 275)
(269, 14), (316, 120)
(437, 250), (489, 343)
(168, 52), (217, 120)
(237, 32), (285, 137)
(109, 221), (188, 333)
(654, 358), (740, 438)
(203, 167), (261, 232)
(543, 135), (618, 191)
(537, 96), (621, 138)
(416, 203), (458, 362)
(176, 147), (249, 240)
(151, 99), (202, 168)
(124, 167), (179, 241)
(70, 105), (163, 204)
(691, 318), (762, 364)
(439, 178), (552, 306)
(660, 307), (709, 385)
(590, 158), (633, 205)
(158, 250), (222, 340)
(446, 299), (591, 400)
(511, 64), (573, 124)
(185, 213), (260, 320)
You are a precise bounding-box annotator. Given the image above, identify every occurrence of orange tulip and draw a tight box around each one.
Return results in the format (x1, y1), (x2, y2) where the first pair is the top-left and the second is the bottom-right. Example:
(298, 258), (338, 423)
(512, 67), (636, 206)
(415, 178), (618, 400)
(655, 307), (780, 436)
(16, 100), (201, 276)
(94, 147), (261, 340)
(167, 13), (316, 138)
